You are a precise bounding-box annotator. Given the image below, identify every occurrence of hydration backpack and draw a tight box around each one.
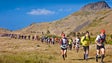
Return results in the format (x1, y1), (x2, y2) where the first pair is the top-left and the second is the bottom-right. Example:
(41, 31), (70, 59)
(99, 34), (106, 43)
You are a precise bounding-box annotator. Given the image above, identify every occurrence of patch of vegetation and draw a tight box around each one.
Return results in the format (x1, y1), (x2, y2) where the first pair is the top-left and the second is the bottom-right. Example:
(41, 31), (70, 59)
(82, 10), (111, 29)
(90, 37), (96, 44)
(104, 34), (112, 44)
(110, 34), (112, 39)
(88, 17), (104, 27)
(67, 32), (76, 37)
(72, 11), (91, 16)
(96, 9), (112, 15)
(46, 30), (50, 34)
(45, 34), (60, 38)
(0, 52), (57, 63)
(107, 40), (112, 45)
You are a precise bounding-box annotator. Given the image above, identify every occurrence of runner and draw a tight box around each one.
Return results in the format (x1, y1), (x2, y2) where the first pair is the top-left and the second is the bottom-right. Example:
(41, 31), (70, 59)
(51, 37), (55, 45)
(60, 34), (68, 60)
(68, 37), (73, 50)
(73, 37), (76, 49)
(61, 32), (65, 37)
(95, 29), (106, 63)
(75, 35), (80, 53)
(81, 31), (91, 60)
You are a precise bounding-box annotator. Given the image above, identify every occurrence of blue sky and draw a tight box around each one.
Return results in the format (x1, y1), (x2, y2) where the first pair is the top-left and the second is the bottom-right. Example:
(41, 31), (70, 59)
(0, 0), (112, 30)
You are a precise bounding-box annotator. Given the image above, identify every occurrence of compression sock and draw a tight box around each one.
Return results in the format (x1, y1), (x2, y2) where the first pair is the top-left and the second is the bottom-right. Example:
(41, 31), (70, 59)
(84, 54), (85, 60)
(62, 55), (65, 60)
(65, 54), (67, 58)
(86, 54), (88, 60)
(101, 54), (105, 63)
(96, 55), (98, 62)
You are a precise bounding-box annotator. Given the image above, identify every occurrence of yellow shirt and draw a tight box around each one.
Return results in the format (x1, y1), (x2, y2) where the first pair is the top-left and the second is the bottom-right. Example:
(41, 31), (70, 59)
(81, 36), (90, 46)
(68, 39), (72, 44)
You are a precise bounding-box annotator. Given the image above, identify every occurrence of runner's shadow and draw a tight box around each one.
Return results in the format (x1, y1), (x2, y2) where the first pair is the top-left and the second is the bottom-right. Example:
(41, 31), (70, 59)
(88, 57), (95, 59)
(71, 57), (95, 61)
(105, 60), (112, 63)
(71, 58), (84, 61)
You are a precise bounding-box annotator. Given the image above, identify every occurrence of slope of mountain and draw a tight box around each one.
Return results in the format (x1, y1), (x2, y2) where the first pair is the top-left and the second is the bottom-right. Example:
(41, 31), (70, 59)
(15, 1), (112, 36)
(0, 28), (11, 34)
(80, 9), (112, 35)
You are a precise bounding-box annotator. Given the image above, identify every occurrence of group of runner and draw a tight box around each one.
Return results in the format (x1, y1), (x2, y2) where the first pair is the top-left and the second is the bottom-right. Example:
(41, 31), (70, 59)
(41, 36), (56, 45)
(0, 33), (39, 40)
(60, 29), (106, 63)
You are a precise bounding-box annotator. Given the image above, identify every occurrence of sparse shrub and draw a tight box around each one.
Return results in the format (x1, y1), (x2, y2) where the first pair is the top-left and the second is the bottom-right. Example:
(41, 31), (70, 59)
(90, 37), (96, 44)
(46, 30), (50, 34)
(90, 32), (93, 36)
(48, 56), (54, 60)
(67, 32), (76, 37)
(25, 60), (30, 63)
(110, 34), (112, 39)
(107, 39), (112, 45)
(77, 32), (81, 37)
(80, 32), (85, 36)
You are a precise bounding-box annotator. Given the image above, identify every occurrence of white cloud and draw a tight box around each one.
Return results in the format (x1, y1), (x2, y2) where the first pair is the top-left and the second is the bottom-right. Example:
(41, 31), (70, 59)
(58, 8), (72, 12)
(66, 8), (72, 11)
(27, 9), (55, 15)
(58, 8), (63, 11)
(15, 8), (21, 10)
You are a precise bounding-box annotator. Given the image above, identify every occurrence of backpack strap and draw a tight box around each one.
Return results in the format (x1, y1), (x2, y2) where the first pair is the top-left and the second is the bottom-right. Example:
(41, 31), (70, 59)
(99, 34), (106, 43)
(83, 36), (86, 41)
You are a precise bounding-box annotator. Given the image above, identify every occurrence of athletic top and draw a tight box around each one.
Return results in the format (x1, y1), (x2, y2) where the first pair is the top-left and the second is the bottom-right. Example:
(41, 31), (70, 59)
(68, 39), (73, 45)
(75, 37), (80, 45)
(60, 38), (68, 49)
(81, 36), (90, 46)
(95, 34), (106, 46)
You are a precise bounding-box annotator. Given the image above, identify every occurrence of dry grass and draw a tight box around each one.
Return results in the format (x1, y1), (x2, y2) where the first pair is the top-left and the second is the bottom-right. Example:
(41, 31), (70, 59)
(0, 28), (11, 34)
(0, 37), (112, 63)
(80, 9), (112, 35)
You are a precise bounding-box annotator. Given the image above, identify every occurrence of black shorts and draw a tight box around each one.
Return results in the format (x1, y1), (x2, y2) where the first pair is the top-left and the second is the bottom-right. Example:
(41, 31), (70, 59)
(61, 47), (67, 50)
(69, 44), (72, 46)
(97, 45), (105, 50)
(83, 46), (89, 52)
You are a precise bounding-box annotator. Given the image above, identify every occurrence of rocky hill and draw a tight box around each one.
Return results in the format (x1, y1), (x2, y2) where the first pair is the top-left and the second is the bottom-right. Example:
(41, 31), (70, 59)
(81, 1), (110, 11)
(16, 1), (112, 36)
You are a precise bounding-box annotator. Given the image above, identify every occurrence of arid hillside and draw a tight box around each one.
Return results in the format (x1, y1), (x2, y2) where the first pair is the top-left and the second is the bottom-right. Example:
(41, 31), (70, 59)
(0, 28), (11, 34)
(80, 9), (112, 35)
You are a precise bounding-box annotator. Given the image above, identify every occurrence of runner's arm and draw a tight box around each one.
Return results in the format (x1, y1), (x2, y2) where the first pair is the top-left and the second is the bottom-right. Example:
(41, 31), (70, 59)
(95, 35), (101, 46)
(59, 39), (62, 45)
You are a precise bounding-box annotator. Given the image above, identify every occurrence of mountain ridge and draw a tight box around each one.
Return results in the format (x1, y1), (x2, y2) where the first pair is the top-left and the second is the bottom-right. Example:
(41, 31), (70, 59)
(81, 1), (111, 11)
